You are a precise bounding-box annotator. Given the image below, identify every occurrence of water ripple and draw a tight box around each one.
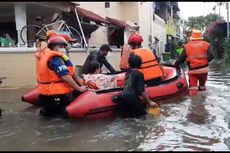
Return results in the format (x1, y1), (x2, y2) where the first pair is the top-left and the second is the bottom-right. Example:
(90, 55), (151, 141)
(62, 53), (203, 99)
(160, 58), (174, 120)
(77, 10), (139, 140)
(1, 68), (230, 151)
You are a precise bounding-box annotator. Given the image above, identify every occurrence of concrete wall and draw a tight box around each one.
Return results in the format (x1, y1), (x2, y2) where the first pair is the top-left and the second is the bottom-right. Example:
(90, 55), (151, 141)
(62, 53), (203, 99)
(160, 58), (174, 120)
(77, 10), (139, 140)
(138, 2), (166, 54)
(0, 2), (162, 49)
(79, 2), (148, 47)
(78, 2), (123, 46)
(138, 2), (151, 48)
(0, 51), (121, 89)
(152, 14), (167, 56)
(0, 3), (67, 23)
(120, 2), (139, 23)
(179, 25), (184, 40)
(78, 2), (167, 54)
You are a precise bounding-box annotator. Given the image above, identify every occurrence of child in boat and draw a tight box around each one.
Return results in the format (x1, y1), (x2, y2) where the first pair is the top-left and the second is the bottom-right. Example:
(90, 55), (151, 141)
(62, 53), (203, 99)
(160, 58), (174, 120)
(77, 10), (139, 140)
(118, 54), (158, 120)
(82, 61), (117, 90)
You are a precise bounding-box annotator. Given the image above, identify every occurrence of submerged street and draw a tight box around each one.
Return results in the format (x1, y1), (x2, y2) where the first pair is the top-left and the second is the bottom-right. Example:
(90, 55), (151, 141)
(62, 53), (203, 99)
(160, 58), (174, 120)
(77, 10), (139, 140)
(0, 63), (230, 151)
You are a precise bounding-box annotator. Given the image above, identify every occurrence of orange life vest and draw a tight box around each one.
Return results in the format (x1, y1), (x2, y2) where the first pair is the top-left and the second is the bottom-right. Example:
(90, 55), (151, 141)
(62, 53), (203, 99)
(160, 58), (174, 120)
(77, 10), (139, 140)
(120, 48), (130, 70)
(185, 40), (209, 73)
(82, 80), (100, 90)
(35, 42), (48, 83)
(36, 50), (74, 96)
(130, 48), (163, 80)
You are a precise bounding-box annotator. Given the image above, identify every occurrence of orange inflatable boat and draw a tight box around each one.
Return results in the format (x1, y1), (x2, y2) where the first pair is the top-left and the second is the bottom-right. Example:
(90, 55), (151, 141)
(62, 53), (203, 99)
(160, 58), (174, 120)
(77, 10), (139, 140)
(21, 65), (188, 119)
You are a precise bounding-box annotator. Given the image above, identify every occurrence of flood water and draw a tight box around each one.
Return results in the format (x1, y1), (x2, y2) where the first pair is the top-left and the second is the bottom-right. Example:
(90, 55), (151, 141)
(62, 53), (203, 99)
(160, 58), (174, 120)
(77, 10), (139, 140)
(1, 63), (230, 151)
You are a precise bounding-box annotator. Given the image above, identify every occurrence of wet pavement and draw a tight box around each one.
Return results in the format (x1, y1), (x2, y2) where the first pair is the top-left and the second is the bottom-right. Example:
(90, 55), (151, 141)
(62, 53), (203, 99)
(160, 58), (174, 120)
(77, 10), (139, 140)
(1, 64), (230, 151)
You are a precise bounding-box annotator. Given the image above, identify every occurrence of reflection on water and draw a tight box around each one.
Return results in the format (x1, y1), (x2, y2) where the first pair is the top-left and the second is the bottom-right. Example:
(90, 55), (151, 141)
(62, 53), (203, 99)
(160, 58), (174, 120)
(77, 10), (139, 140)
(1, 68), (230, 151)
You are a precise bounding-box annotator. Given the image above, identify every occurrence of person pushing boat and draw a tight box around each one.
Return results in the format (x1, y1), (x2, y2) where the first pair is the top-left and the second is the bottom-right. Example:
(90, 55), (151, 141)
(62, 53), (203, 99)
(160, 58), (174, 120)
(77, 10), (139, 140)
(36, 35), (87, 117)
(117, 55), (158, 120)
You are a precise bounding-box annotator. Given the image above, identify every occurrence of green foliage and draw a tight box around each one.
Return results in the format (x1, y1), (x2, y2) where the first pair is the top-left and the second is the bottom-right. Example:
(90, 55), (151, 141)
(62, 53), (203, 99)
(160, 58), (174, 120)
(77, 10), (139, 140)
(187, 13), (223, 31)
(187, 13), (227, 59)
(222, 38), (230, 63)
(203, 19), (226, 59)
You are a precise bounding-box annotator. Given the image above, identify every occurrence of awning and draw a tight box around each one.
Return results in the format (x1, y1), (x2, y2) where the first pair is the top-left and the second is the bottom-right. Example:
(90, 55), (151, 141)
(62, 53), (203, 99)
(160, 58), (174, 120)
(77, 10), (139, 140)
(106, 17), (134, 29)
(75, 7), (109, 24)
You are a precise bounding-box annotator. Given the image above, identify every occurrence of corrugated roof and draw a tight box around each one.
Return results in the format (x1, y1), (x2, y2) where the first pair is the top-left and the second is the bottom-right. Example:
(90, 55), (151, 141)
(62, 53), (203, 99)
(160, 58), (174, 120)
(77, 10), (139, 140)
(76, 7), (109, 24)
(106, 17), (134, 29)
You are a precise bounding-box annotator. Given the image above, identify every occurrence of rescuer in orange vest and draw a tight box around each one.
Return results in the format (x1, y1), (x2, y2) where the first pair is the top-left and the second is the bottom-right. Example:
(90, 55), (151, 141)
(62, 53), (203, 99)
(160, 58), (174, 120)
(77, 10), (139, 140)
(123, 33), (166, 86)
(174, 30), (215, 96)
(36, 36), (87, 117)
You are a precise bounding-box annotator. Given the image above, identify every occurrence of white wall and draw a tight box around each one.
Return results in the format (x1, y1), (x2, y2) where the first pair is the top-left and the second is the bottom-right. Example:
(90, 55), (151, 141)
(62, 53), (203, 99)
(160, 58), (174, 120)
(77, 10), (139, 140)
(138, 2), (151, 48)
(179, 25), (184, 40)
(79, 2), (146, 47)
(79, 2), (166, 50)
(137, 2), (166, 56)
(79, 2), (122, 46)
(152, 14), (166, 57)
(120, 2), (139, 23)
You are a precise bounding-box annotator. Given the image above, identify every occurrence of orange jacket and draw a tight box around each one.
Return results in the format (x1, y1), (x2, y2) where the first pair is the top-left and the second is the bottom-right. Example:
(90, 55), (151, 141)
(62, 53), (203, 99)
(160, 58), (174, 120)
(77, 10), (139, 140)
(82, 80), (100, 90)
(36, 50), (74, 96)
(120, 48), (130, 70)
(185, 40), (209, 70)
(130, 48), (163, 81)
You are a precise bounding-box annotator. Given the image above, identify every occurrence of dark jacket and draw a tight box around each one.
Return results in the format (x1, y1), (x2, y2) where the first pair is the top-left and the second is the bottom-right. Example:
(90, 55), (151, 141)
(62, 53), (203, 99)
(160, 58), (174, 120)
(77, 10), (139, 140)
(82, 51), (116, 74)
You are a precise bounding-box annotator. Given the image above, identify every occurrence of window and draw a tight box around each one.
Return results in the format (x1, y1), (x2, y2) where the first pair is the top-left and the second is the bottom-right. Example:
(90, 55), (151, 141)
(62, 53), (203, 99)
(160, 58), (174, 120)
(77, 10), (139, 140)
(107, 27), (124, 48)
(105, 2), (110, 8)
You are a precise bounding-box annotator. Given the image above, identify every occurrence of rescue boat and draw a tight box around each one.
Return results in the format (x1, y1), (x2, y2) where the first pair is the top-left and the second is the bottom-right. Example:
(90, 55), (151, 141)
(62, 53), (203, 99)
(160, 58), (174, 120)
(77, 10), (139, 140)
(21, 64), (188, 119)
(65, 65), (188, 119)
(21, 73), (125, 106)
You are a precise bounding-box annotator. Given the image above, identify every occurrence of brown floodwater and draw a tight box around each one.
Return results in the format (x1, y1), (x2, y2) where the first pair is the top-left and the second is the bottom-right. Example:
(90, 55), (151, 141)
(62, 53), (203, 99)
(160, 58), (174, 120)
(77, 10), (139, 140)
(0, 64), (230, 151)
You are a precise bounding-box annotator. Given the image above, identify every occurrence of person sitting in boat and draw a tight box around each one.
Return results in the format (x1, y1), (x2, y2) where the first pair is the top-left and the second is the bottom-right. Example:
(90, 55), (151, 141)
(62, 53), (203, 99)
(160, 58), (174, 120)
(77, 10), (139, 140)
(36, 35), (87, 117)
(174, 30), (215, 96)
(82, 44), (116, 74)
(117, 55), (158, 120)
(120, 33), (166, 86)
(82, 61), (117, 90)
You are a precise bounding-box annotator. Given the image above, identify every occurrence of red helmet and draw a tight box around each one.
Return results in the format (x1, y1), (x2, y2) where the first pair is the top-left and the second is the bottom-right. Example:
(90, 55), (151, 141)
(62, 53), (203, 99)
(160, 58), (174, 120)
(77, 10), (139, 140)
(47, 35), (68, 47)
(128, 33), (143, 44)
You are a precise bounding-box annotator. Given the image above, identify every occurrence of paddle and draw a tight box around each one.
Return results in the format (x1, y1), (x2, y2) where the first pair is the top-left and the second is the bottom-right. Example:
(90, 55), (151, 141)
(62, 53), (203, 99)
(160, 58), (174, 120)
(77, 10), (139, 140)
(148, 106), (162, 120)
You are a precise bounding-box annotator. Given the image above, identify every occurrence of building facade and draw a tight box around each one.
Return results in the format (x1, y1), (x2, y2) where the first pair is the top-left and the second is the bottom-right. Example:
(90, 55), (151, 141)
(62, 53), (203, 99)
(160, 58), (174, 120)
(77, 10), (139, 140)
(78, 2), (167, 56)
(0, 2), (169, 88)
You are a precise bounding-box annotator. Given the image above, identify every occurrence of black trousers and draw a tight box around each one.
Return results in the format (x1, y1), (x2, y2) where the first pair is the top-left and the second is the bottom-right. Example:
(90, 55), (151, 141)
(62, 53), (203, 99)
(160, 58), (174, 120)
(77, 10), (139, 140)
(117, 93), (147, 119)
(39, 94), (71, 117)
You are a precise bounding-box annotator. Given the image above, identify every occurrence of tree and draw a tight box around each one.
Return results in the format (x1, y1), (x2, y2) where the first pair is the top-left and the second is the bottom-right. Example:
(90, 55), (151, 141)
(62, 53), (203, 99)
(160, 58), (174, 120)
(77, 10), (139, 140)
(186, 13), (224, 31)
(186, 13), (226, 59)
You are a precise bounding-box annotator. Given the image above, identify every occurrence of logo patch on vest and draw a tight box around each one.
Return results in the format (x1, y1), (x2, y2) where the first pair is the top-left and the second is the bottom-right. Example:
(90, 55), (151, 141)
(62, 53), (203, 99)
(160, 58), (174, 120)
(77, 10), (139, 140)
(58, 65), (68, 72)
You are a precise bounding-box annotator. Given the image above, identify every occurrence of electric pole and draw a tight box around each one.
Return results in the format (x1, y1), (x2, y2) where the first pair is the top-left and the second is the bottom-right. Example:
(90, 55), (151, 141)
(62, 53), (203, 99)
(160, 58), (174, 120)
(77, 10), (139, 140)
(227, 2), (229, 40)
